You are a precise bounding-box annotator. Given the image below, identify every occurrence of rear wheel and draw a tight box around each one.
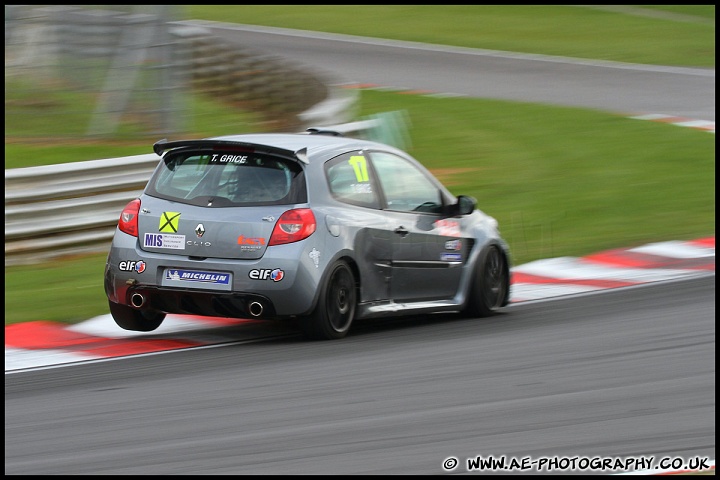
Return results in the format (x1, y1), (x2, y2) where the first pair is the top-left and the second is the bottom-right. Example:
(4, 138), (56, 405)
(300, 260), (357, 340)
(463, 245), (509, 318)
(108, 300), (166, 332)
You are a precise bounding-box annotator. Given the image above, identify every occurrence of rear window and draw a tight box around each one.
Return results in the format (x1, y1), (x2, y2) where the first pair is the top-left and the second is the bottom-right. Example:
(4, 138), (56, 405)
(145, 151), (307, 207)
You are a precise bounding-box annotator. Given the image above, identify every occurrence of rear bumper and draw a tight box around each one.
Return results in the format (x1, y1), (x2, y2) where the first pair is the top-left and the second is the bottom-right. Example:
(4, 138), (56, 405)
(104, 229), (324, 317)
(125, 284), (278, 319)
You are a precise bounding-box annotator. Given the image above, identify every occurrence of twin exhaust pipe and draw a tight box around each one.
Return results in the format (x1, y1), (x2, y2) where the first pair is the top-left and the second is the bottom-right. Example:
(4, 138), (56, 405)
(131, 293), (145, 308)
(130, 292), (265, 318)
(248, 301), (264, 317)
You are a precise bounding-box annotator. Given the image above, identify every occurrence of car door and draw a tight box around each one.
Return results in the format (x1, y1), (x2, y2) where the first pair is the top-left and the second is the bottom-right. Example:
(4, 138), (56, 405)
(324, 151), (393, 302)
(369, 151), (468, 301)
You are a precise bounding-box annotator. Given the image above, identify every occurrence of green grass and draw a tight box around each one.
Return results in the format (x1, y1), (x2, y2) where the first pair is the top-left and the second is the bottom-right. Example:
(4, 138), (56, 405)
(4, 5), (715, 326)
(4, 80), (269, 168)
(5, 253), (110, 325)
(183, 5), (715, 67)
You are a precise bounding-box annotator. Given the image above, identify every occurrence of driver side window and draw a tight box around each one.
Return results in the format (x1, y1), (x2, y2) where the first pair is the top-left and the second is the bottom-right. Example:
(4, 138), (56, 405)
(371, 152), (442, 213)
(325, 152), (380, 209)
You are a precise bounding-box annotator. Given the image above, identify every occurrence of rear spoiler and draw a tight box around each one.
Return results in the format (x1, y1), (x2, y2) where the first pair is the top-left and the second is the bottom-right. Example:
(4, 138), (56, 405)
(152, 139), (309, 164)
(305, 119), (381, 138)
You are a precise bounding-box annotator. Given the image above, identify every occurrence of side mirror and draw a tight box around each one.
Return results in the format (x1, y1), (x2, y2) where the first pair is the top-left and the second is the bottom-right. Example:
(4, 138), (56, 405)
(450, 195), (476, 216)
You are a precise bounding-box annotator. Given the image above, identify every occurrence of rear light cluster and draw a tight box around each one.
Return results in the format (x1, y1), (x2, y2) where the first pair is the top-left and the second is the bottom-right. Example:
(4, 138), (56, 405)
(118, 199), (141, 237)
(269, 208), (316, 246)
(116, 200), (316, 245)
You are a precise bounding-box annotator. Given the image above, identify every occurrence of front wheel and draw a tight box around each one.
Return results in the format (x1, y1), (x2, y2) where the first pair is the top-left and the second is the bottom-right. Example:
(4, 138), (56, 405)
(108, 300), (166, 332)
(462, 245), (509, 318)
(300, 260), (357, 340)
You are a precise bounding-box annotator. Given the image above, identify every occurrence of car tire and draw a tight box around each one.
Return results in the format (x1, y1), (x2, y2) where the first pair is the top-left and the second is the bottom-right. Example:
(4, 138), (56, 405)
(300, 260), (357, 340)
(463, 245), (509, 318)
(108, 300), (166, 332)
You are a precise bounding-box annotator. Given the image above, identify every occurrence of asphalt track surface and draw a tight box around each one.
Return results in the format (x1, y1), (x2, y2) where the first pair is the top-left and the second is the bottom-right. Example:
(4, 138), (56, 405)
(5, 25), (716, 475)
(5, 241), (715, 474)
(183, 21), (715, 123)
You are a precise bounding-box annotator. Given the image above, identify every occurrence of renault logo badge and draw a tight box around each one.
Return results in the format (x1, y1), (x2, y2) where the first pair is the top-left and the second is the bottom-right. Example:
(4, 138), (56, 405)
(195, 224), (205, 237)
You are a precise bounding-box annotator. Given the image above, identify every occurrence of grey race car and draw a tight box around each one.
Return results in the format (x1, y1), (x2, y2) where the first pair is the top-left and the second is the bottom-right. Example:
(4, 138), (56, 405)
(104, 128), (511, 340)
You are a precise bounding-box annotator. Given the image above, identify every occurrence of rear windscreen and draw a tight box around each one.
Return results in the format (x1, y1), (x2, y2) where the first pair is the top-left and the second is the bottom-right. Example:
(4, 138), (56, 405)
(146, 151), (307, 207)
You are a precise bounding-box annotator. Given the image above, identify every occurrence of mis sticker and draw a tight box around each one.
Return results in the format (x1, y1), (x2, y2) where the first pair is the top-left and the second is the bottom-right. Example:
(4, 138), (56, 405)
(144, 233), (185, 250)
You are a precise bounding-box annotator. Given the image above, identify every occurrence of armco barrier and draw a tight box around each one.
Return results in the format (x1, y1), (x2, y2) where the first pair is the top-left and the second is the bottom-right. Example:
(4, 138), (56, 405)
(4, 153), (161, 266)
(4, 120), (388, 267)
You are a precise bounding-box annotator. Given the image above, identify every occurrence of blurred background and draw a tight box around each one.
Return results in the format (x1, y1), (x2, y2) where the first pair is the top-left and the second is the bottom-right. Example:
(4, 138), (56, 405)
(4, 4), (338, 142)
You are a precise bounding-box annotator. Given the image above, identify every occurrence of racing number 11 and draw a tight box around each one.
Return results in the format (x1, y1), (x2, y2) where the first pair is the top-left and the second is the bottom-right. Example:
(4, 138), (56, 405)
(349, 156), (369, 182)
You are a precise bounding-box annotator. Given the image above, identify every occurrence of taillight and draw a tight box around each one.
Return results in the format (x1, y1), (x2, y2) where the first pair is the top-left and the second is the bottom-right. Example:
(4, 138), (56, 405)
(118, 199), (141, 237)
(268, 208), (316, 246)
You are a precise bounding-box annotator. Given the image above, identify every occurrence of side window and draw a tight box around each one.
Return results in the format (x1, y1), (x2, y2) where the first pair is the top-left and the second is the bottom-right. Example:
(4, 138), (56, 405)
(370, 152), (443, 213)
(325, 152), (380, 209)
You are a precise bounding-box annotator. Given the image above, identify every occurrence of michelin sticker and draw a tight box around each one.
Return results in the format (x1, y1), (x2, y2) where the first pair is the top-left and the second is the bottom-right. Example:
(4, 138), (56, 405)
(165, 269), (230, 285)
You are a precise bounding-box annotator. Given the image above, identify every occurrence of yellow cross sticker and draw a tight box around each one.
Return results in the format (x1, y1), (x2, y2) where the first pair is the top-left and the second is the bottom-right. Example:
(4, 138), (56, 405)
(159, 212), (181, 233)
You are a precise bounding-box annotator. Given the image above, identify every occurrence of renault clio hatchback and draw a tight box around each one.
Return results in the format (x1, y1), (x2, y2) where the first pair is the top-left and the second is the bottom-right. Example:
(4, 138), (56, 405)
(104, 129), (511, 340)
